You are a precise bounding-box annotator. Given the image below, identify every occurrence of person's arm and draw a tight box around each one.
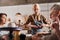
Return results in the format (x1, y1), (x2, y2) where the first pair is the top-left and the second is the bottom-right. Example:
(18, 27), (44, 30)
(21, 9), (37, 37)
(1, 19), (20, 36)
(40, 15), (51, 27)
(52, 22), (60, 40)
(24, 15), (38, 28)
(24, 15), (32, 25)
(24, 15), (33, 28)
(41, 15), (47, 24)
(56, 30), (60, 40)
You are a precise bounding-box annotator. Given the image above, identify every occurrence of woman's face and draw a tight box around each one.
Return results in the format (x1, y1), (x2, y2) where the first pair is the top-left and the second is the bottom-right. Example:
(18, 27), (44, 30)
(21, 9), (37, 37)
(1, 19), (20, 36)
(33, 5), (39, 14)
(1, 15), (7, 24)
(50, 9), (59, 21)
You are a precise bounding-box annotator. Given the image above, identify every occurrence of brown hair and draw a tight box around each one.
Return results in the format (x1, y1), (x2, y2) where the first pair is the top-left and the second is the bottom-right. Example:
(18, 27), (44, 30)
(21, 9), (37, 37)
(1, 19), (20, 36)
(50, 4), (60, 18)
(16, 13), (21, 15)
(0, 13), (7, 22)
(0, 13), (7, 17)
(51, 4), (60, 11)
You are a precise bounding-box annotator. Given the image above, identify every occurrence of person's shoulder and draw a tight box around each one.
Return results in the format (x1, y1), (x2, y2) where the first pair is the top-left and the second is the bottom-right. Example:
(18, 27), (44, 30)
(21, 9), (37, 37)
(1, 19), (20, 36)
(40, 15), (44, 18)
(40, 15), (46, 19)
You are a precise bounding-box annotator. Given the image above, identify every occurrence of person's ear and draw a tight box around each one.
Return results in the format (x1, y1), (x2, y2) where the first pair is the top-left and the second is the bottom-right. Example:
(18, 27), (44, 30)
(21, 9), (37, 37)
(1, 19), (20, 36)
(58, 11), (60, 15)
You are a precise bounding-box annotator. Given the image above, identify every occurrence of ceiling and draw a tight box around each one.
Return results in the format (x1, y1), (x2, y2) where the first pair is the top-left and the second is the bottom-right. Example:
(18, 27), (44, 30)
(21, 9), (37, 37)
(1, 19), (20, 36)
(0, 0), (60, 6)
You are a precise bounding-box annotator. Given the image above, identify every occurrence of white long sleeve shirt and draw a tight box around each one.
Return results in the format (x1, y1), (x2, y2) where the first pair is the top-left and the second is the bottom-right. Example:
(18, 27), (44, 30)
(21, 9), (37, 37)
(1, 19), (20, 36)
(0, 23), (9, 36)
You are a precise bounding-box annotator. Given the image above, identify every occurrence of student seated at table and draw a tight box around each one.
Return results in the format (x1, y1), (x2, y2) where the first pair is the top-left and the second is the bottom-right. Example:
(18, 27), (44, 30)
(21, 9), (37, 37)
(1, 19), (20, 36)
(0, 13), (9, 40)
(14, 13), (25, 27)
(24, 3), (48, 35)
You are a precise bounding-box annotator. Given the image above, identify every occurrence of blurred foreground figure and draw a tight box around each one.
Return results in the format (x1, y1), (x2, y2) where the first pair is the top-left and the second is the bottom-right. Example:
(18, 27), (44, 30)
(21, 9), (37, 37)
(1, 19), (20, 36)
(19, 34), (26, 40)
(50, 4), (60, 40)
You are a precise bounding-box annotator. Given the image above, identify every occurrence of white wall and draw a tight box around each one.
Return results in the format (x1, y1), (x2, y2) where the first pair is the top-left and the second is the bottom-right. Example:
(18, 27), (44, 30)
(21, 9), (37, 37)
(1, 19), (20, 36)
(0, 2), (60, 21)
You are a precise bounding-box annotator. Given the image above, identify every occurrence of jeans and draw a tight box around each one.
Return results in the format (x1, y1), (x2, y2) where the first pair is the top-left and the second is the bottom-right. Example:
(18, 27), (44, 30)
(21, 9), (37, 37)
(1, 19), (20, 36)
(31, 28), (41, 35)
